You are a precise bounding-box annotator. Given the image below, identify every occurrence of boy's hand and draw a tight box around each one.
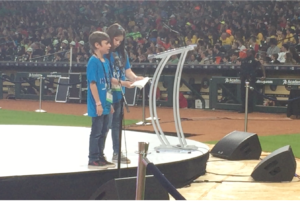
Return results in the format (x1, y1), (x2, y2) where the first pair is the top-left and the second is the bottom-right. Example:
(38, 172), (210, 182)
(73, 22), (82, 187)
(96, 105), (103, 116)
(110, 105), (114, 114)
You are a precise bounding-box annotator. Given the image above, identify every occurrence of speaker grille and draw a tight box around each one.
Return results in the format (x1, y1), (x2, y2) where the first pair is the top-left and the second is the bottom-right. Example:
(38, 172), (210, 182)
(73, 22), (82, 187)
(251, 145), (296, 182)
(211, 131), (262, 160)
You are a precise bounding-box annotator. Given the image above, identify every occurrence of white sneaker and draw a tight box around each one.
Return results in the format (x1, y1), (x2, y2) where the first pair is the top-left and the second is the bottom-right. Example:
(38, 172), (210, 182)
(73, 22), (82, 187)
(112, 153), (131, 164)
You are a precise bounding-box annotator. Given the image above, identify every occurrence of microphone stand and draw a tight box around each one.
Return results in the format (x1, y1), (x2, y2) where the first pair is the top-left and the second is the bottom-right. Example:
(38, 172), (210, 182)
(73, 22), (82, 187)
(162, 22), (186, 46)
(117, 79), (130, 178)
(111, 52), (130, 177)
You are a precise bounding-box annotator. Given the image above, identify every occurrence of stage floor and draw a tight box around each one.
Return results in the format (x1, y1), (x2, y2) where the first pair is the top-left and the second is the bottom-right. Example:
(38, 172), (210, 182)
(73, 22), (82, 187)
(0, 125), (209, 178)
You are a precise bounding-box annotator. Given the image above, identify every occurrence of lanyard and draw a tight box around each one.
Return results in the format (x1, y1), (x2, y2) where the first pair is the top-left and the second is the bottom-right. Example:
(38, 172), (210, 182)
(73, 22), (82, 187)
(95, 55), (111, 90)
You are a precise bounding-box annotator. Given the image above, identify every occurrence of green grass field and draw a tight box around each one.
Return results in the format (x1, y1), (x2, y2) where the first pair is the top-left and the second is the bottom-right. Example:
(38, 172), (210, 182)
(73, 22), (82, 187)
(1, 109), (299, 158)
(0, 109), (138, 127)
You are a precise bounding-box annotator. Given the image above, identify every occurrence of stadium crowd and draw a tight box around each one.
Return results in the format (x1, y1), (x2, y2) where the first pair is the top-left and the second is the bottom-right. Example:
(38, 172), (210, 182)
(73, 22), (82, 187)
(1, 1), (300, 65)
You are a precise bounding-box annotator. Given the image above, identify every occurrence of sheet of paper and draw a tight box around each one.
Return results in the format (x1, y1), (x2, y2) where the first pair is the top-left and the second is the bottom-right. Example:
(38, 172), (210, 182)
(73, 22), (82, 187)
(130, 77), (150, 89)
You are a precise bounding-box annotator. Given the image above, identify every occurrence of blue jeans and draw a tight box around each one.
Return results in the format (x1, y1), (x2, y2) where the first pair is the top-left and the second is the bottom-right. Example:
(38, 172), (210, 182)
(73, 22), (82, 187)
(108, 100), (123, 154)
(88, 114), (110, 162)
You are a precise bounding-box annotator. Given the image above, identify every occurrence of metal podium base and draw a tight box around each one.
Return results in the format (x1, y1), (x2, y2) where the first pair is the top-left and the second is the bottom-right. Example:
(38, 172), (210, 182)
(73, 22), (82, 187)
(146, 117), (160, 121)
(154, 144), (198, 153)
(35, 109), (46, 113)
(136, 121), (151, 126)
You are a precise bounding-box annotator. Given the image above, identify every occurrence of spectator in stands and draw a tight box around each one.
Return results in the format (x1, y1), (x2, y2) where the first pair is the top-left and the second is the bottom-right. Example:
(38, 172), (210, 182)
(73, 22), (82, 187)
(221, 55), (231, 64)
(285, 52), (297, 65)
(129, 51), (139, 63)
(266, 38), (280, 58)
(157, 36), (172, 50)
(213, 45), (223, 64)
(199, 51), (210, 65)
(230, 52), (239, 64)
(24, 47), (33, 61)
(220, 31), (233, 50)
(187, 54), (198, 64)
(138, 54), (149, 63)
(52, 39), (60, 52)
(44, 45), (54, 61)
(289, 46), (300, 64)
(285, 28), (296, 45)
(168, 54), (179, 64)
(54, 53), (62, 62)
(248, 37), (259, 53)
(270, 53), (281, 64)
(277, 43), (289, 63)
(276, 29), (284, 48)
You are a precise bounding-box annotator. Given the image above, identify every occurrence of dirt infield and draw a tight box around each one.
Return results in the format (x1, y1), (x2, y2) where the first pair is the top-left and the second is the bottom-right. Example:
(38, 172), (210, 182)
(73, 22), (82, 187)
(0, 99), (299, 142)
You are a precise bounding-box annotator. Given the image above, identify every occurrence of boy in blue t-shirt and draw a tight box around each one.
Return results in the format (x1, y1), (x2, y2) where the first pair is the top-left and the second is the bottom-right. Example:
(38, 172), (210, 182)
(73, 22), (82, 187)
(86, 31), (115, 169)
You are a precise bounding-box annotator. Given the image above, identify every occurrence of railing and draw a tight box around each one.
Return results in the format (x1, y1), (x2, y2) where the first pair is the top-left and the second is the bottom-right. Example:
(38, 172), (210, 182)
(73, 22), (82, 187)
(1, 61), (300, 71)
(209, 76), (300, 113)
(13, 50), (69, 63)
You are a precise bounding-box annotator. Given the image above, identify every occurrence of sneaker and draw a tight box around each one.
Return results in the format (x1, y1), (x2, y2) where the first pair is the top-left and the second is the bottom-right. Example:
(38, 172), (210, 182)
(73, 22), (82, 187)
(88, 160), (109, 169)
(112, 153), (131, 164)
(99, 156), (116, 168)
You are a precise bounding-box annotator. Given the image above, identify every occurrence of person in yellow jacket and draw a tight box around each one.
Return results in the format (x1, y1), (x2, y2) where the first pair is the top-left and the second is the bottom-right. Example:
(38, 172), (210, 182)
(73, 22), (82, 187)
(276, 30), (284, 48)
(220, 30), (234, 50)
(256, 32), (264, 45)
(185, 33), (198, 44)
(284, 29), (296, 44)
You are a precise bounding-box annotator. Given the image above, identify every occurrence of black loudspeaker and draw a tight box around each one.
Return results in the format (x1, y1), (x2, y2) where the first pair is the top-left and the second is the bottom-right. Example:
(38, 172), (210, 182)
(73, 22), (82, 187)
(211, 131), (262, 160)
(90, 175), (169, 200)
(251, 145), (296, 182)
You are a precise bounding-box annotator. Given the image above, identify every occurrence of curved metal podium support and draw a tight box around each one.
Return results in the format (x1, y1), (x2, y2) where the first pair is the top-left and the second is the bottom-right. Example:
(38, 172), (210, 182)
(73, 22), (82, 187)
(149, 56), (171, 146)
(148, 45), (198, 153)
(173, 50), (188, 147)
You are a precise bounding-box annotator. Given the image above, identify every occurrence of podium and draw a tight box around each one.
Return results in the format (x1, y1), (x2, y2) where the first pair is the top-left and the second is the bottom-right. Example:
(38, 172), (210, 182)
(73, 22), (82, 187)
(148, 45), (198, 153)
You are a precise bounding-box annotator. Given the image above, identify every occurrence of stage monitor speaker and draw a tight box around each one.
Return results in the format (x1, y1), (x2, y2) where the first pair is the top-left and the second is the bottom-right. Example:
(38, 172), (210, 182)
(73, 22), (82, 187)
(90, 175), (169, 200)
(211, 130), (262, 160)
(251, 145), (296, 182)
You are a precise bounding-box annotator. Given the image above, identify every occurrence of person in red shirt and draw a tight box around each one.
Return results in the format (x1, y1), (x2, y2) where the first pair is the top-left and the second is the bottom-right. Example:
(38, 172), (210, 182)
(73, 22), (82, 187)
(179, 92), (188, 108)
(249, 37), (259, 53)
(155, 14), (162, 31)
(137, 37), (145, 45)
(157, 37), (171, 50)
(165, 92), (188, 108)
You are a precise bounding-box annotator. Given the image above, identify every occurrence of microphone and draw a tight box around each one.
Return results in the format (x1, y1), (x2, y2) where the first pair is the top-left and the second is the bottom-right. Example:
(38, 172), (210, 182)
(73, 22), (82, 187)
(147, 54), (157, 60)
(112, 52), (123, 68)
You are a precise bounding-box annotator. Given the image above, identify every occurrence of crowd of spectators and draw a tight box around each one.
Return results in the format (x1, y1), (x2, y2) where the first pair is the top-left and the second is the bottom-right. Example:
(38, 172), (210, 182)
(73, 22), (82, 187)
(1, 1), (300, 66)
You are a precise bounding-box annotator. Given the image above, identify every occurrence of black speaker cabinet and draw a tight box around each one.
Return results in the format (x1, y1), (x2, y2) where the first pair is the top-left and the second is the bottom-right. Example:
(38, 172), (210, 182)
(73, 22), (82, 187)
(251, 145), (296, 182)
(211, 131), (262, 160)
(90, 175), (169, 200)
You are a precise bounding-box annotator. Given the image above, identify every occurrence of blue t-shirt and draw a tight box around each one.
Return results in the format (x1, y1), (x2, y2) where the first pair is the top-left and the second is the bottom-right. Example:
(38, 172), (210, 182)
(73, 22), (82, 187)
(106, 52), (131, 103)
(86, 55), (111, 117)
